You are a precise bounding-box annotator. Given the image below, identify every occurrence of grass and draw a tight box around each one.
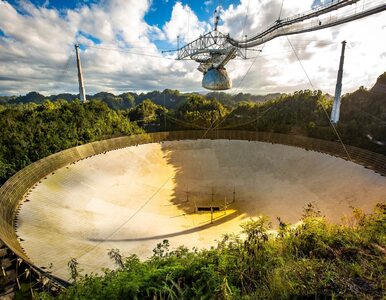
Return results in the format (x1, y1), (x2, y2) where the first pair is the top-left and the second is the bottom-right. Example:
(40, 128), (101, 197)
(38, 203), (386, 299)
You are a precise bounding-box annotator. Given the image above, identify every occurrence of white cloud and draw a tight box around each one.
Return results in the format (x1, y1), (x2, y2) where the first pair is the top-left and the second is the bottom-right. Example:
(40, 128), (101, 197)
(0, 0), (384, 96)
(163, 2), (209, 43)
(219, 0), (312, 39)
(0, 0), (201, 95)
(218, 0), (386, 95)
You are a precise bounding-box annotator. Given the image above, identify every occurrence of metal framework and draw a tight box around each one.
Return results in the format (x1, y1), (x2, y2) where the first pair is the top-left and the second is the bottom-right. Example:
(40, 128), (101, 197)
(176, 0), (386, 90)
(0, 130), (385, 284)
(331, 41), (347, 124)
(75, 44), (87, 103)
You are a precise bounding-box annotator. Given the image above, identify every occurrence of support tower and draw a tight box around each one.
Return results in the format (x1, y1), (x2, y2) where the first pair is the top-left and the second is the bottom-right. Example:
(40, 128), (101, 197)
(75, 44), (87, 103)
(330, 40), (347, 124)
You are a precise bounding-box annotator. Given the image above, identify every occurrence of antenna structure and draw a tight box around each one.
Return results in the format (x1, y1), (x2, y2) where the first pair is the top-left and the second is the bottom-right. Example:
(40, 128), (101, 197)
(175, 0), (385, 90)
(331, 41), (347, 124)
(75, 44), (87, 103)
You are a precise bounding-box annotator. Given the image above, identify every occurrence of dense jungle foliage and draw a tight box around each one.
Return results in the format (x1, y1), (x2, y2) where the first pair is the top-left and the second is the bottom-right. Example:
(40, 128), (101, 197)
(0, 100), (142, 184)
(0, 73), (385, 299)
(38, 204), (386, 299)
(164, 87), (385, 155)
(0, 89), (281, 110)
(0, 72), (385, 184)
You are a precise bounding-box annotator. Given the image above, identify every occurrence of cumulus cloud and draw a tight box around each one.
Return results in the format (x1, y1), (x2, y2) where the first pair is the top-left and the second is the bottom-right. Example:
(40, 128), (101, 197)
(0, 0), (384, 96)
(219, 0), (386, 95)
(219, 0), (312, 39)
(163, 2), (209, 43)
(0, 0), (203, 95)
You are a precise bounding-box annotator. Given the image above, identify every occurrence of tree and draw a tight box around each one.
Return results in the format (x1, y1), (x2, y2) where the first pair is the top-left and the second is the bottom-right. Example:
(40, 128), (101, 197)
(0, 100), (142, 184)
(174, 95), (229, 128)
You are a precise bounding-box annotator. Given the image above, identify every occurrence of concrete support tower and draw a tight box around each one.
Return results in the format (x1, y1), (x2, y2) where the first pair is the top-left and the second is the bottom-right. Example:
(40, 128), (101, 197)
(330, 41), (346, 124)
(75, 44), (87, 103)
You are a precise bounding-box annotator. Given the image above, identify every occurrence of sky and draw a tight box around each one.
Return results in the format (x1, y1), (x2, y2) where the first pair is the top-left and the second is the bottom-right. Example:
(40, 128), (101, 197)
(0, 0), (385, 96)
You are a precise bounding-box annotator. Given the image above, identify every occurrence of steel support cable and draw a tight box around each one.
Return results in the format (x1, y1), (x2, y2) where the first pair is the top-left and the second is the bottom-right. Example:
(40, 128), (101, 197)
(29, 1), (378, 282)
(49, 116), (221, 277)
(187, 0), (191, 41)
(230, 0), (362, 45)
(92, 45), (172, 50)
(102, 40), (167, 45)
(50, 174), (174, 276)
(227, 1), (386, 48)
(249, 4), (385, 48)
(202, 43), (266, 135)
(348, 106), (386, 123)
(241, 0), (251, 38)
(163, 102), (272, 132)
(232, 44), (265, 95)
(164, 114), (209, 130)
(286, 37), (353, 161)
(278, 0), (285, 21)
(215, 106), (273, 130)
(86, 45), (176, 60)
(56, 50), (75, 84)
(237, 43), (337, 59)
(52, 126), (237, 278)
(214, 0), (223, 31)
(201, 103), (234, 137)
(165, 114), (206, 129)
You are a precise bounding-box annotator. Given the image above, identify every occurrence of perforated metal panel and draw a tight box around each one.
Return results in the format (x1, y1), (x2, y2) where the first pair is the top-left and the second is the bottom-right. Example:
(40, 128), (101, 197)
(0, 131), (384, 284)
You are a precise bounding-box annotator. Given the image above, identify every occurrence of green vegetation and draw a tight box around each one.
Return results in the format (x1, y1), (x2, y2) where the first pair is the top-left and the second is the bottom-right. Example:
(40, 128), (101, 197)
(0, 89), (276, 110)
(173, 94), (229, 129)
(127, 99), (167, 127)
(218, 90), (330, 134)
(338, 86), (386, 151)
(0, 100), (142, 184)
(91, 92), (136, 110)
(206, 91), (282, 106)
(0, 89), (190, 110)
(1, 73), (385, 184)
(38, 204), (386, 299)
(0, 73), (384, 299)
(164, 86), (385, 154)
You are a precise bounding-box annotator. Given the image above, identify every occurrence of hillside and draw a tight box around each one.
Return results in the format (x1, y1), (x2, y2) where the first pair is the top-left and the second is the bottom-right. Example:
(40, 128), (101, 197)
(1, 72), (385, 185)
(0, 90), (282, 110)
(0, 100), (142, 184)
(39, 204), (386, 299)
(161, 73), (385, 155)
(0, 75), (385, 299)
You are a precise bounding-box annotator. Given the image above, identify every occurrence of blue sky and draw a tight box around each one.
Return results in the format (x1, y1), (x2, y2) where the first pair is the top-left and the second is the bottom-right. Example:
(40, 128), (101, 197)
(6, 0), (237, 31)
(5, 0), (236, 50)
(0, 0), (385, 95)
(146, 0), (212, 27)
(7, 0), (99, 11)
(145, 0), (239, 26)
